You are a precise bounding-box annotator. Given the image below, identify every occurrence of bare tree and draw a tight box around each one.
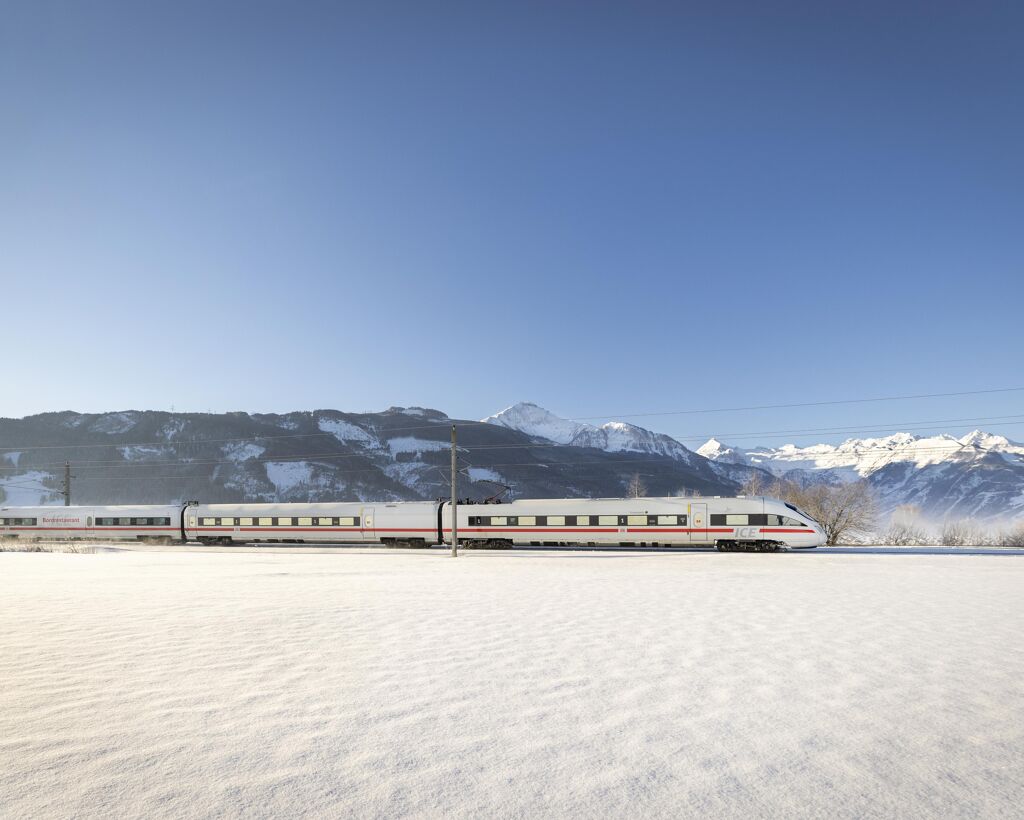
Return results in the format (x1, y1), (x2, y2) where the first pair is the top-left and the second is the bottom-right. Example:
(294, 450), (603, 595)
(626, 473), (648, 498)
(940, 519), (977, 547)
(769, 480), (876, 546)
(884, 505), (931, 546)
(885, 520), (930, 546)
(739, 471), (768, 496)
(999, 523), (1024, 548)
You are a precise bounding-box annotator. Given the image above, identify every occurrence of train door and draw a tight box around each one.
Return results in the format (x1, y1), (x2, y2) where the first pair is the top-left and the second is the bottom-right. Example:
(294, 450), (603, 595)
(361, 507), (375, 543)
(690, 503), (708, 545)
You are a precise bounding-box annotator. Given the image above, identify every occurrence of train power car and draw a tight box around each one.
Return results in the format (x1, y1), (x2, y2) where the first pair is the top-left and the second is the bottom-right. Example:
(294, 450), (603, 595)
(444, 495), (822, 551)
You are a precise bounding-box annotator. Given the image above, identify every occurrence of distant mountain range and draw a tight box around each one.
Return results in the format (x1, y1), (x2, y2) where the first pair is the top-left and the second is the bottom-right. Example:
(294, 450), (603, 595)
(486, 403), (1024, 524)
(3, 403), (1022, 526)
(0, 407), (736, 508)
(695, 429), (1024, 523)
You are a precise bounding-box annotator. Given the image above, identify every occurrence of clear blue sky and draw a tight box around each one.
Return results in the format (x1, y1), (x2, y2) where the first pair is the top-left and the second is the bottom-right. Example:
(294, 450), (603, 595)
(2, 1), (1021, 446)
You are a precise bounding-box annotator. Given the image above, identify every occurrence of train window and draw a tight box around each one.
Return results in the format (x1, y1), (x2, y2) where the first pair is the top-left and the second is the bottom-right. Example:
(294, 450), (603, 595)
(710, 514), (726, 525)
(491, 516), (507, 526)
(766, 515), (783, 526)
(574, 515), (591, 526)
(785, 503), (814, 522)
(782, 517), (805, 527)
(298, 517), (313, 526)
(201, 517), (216, 526)
(547, 515), (565, 526)
(87, 517), (93, 527)
(318, 517), (333, 526)
(258, 517), (273, 526)
(221, 518), (235, 526)
(657, 515), (677, 526)
(239, 517), (253, 526)
(726, 514), (748, 525)
(338, 517), (356, 526)
(278, 517), (293, 526)
(598, 515), (617, 526)
(119, 518), (131, 526)
(519, 516), (536, 526)
(188, 516), (197, 527)
(748, 514), (768, 526)
(627, 515), (646, 526)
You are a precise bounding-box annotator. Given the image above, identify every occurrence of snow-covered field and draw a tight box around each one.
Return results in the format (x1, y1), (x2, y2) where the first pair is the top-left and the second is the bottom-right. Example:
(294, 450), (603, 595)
(2, 550), (1023, 819)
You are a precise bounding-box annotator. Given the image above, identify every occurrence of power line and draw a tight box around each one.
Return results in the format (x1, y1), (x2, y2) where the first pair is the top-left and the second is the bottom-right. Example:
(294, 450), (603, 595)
(2, 416), (1023, 473)
(3, 385), (1023, 454)
(6, 440), (1013, 484)
(563, 386), (1024, 421)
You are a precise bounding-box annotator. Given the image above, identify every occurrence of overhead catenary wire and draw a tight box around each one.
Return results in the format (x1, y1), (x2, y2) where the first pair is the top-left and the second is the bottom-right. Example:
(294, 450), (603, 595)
(4, 441), (1012, 484)
(3, 384), (1023, 454)
(2, 416), (1023, 473)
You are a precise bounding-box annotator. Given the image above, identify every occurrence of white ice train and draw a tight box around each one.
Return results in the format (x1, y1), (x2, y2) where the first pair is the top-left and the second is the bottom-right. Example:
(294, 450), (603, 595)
(0, 496), (824, 551)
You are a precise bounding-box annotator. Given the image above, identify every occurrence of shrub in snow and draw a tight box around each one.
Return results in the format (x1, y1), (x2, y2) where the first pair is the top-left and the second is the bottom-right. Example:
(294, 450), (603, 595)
(1000, 524), (1024, 548)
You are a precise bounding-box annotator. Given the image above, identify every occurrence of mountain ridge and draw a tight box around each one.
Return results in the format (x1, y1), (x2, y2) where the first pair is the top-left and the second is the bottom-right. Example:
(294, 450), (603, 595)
(482, 402), (1024, 524)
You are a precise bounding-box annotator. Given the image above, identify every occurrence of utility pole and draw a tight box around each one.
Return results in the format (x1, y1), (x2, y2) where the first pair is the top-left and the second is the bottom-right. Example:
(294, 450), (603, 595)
(450, 424), (458, 558)
(63, 461), (72, 506)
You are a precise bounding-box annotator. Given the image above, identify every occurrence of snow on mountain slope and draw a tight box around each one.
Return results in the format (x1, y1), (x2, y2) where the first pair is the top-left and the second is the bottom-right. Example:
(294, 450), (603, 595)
(699, 429), (1024, 479)
(483, 403), (698, 464)
(318, 419), (379, 447)
(698, 429), (1024, 522)
(696, 438), (752, 466)
(0, 471), (56, 505)
(482, 403), (592, 445)
(483, 404), (1024, 523)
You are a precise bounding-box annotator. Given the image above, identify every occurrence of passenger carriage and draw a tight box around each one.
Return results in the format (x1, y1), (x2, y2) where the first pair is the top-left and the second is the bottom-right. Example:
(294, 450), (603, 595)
(185, 501), (437, 546)
(0, 505), (183, 544)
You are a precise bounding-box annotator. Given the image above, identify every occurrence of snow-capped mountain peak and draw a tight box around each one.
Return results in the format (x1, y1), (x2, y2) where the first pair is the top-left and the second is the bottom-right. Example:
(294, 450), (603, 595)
(696, 437), (750, 465)
(482, 402), (591, 445)
(700, 429), (1024, 476)
(482, 402), (698, 464)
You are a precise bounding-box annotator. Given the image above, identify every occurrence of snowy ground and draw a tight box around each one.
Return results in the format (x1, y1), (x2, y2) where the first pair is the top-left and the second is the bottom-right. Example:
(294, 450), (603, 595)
(2, 550), (1023, 819)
